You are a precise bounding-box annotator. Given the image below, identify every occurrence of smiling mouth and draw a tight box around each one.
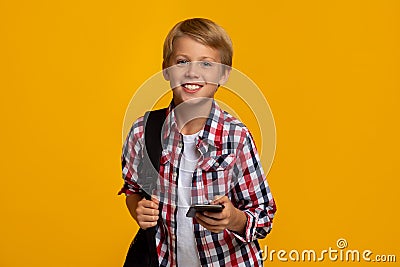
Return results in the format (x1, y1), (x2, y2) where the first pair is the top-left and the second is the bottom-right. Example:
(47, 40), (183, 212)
(181, 83), (204, 93)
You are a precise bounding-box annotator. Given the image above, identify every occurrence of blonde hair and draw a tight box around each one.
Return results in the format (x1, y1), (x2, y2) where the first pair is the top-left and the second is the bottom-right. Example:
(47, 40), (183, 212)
(163, 18), (233, 67)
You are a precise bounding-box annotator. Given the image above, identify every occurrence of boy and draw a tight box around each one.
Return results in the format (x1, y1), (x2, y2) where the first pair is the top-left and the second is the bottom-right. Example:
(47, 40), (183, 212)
(120, 18), (276, 266)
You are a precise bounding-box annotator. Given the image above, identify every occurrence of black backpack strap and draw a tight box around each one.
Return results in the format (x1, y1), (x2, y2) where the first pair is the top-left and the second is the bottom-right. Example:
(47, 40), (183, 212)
(140, 108), (167, 200)
(123, 108), (166, 267)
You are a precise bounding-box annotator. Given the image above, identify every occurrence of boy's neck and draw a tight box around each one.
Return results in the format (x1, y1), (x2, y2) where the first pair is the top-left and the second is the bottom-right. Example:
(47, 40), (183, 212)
(174, 98), (213, 135)
(180, 118), (207, 135)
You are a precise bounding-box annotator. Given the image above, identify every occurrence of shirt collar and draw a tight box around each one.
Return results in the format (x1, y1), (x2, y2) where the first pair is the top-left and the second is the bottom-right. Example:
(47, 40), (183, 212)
(163, 100), (224, 151)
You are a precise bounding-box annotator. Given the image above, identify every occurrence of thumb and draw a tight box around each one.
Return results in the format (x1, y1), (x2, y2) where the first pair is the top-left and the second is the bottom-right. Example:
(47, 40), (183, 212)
(211, 195), (226, 204)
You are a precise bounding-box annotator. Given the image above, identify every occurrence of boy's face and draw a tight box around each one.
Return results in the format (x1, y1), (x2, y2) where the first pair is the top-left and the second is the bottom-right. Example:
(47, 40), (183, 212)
(163, 36), (230, 106)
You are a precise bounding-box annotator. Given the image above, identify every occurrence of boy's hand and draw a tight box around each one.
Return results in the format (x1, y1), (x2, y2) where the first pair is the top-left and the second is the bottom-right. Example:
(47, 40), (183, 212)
(135, 196), (159, 230)
(195, 196), (247, 234)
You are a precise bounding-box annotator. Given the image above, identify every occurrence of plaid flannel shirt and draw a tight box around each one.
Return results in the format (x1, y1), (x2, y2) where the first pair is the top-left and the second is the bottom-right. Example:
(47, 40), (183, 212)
(120, 101), (276, 267)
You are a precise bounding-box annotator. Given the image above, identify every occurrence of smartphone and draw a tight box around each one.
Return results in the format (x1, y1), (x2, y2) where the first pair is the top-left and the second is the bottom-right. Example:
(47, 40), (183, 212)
(186, 204), (225, 218)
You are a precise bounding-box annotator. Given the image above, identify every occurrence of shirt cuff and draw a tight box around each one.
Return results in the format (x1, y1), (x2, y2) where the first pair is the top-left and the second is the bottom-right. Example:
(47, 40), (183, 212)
(118, 182), (142, 196)
(230, 210), (258, 243)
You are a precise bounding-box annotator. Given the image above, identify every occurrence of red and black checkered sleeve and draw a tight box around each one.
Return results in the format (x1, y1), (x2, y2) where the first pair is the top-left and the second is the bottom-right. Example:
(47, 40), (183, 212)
(231, 130), (277, 242)
(118, 116), (145, 196)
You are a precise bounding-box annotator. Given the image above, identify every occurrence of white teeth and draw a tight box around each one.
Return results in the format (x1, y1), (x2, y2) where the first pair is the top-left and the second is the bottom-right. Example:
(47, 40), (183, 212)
(184, 84), (201, 90)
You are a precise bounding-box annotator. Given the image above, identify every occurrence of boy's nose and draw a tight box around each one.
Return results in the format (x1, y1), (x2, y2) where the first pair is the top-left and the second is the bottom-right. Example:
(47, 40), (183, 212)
(185, 62), (200, 78)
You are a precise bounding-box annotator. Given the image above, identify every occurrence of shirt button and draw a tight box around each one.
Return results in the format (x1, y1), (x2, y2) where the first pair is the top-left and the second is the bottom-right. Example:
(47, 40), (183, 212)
(178, 142), (182, 148)
(214, 162), (220, 167)
(173, 172), (177, 178)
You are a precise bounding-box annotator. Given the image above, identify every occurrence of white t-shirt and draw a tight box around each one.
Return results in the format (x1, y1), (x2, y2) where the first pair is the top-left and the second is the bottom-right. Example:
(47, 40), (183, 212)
(177, 131), (201, 266)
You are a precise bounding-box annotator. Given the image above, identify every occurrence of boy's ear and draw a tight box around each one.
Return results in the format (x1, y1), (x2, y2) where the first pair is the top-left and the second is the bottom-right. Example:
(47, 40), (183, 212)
(218, 66), (231, 86)
(162, 61), (170, 81)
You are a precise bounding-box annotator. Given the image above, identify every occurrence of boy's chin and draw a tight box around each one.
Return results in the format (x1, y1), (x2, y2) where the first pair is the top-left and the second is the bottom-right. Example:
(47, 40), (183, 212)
(175, 96), (213, 107)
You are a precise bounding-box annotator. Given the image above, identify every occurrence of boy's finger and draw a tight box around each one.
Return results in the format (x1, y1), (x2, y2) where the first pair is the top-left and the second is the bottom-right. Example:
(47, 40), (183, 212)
(140, 221), (158, 230)
(211, 195), (226, 204)
(151, 195), (160, 205)
(142, 200), (158, 209)
(203, 211), (223, 220)
(197, 212), (221, 224)
(142, 208), (159, 216)
(142, 215), (159, 222)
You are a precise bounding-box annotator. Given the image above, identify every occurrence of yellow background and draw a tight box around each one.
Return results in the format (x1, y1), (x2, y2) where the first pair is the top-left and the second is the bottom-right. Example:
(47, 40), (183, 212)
(1, 0), (399, 266)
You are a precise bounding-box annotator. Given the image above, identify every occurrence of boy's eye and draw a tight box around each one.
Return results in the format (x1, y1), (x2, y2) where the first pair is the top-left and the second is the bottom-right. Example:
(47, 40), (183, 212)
(201, 61), (213, 67)
(177, 59), (189, 65)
